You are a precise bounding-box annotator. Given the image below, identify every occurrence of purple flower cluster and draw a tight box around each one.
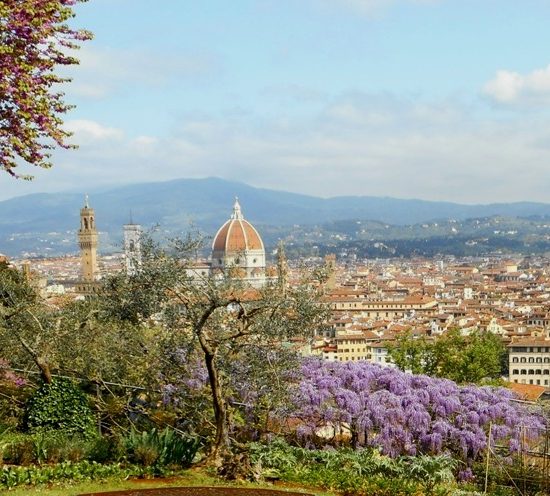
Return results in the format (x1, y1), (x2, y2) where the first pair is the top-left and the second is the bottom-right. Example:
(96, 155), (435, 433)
(292, 359), (545, 464)
(0, 0), (92, 176)
(0, 359), (26, 387)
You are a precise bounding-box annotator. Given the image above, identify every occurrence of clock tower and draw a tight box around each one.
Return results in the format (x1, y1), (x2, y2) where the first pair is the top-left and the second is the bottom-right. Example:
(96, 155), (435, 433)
(78, 195), (99, 285)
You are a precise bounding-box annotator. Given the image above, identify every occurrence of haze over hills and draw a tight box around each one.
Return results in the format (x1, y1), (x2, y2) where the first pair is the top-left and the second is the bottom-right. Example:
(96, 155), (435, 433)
(0, 177), (549, 257)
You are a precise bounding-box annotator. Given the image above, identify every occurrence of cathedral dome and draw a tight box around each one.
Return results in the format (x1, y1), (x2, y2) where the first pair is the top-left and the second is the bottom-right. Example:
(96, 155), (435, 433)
(212, 199), (264, 254)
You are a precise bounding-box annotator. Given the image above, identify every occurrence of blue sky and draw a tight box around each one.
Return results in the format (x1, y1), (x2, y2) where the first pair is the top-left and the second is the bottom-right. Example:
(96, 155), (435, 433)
(2, 0), (550, 203)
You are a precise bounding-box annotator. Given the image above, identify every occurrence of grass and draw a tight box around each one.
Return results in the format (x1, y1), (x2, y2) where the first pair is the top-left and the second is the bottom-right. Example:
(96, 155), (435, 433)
(3, 467), (335, 496)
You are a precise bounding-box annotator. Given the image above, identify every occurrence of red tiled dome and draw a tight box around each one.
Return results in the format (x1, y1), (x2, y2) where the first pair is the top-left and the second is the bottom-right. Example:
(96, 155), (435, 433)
(212, 199), (264, 254)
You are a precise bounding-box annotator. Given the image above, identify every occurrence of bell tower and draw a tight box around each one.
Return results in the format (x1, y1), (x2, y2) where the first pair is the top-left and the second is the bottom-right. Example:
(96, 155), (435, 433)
(123, 217), (142, 276)
(78, 195), (99, 282)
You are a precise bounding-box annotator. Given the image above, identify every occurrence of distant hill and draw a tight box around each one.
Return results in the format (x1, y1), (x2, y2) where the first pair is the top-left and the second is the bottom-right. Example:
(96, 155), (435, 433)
(0, 177), (549, 256)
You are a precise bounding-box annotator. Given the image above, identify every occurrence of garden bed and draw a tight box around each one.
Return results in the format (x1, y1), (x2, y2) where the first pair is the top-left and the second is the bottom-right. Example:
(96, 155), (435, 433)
(81, 487), (314, 496)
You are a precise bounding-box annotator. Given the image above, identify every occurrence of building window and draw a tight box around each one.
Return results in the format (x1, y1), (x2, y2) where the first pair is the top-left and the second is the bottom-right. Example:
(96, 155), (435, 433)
(513, 369), (519, 374)
(520, 357), (526, 363)
(521, 370), (527, 375)
(512, 357), (519, 363)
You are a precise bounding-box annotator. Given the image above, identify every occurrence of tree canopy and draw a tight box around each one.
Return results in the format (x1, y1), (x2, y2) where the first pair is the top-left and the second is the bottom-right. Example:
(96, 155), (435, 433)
(387, 328), (507, 384)
(101, 236), (329, 466)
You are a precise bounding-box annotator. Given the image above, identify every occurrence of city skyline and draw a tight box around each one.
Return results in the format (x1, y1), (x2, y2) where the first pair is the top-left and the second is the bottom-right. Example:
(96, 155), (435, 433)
(1, 0), (550, 203)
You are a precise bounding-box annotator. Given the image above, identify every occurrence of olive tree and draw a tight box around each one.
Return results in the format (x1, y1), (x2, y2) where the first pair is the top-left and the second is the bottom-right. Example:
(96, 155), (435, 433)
(102, 237), (329, 466)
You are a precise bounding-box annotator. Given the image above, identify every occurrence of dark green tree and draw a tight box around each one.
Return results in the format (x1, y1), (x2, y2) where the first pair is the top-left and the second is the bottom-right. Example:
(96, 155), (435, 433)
(0, 261), (158, 430)
(388, 328), (506, 384)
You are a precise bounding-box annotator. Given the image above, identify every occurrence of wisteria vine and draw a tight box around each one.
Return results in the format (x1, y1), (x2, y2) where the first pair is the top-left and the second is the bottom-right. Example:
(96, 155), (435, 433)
(161, 350), (545, 471)
(292, 358), (545, 467)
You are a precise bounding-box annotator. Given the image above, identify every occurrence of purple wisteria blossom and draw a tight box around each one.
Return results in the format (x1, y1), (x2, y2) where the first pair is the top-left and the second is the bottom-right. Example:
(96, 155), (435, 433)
(291, 359), (545, 465)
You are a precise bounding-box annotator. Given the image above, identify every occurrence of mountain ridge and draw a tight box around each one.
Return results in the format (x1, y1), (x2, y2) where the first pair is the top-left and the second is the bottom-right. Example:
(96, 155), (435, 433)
(0, 177), (549, 256)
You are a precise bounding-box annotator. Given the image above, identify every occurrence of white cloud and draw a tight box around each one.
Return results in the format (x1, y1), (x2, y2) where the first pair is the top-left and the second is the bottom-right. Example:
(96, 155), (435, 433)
(64, 120), (124, 143)
(2, 94), (549, 204)
(484, 64), (550, 105)
(63, 46), (223, 100)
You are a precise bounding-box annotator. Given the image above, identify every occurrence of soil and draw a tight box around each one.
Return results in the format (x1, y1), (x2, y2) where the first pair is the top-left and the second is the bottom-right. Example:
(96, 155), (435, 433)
(80, 487), (314, 496)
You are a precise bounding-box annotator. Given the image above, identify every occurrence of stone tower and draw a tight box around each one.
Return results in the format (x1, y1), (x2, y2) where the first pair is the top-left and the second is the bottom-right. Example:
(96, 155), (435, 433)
(123, 220), (142, 276)
(78, 195), (99, 282)
(276, 240), (288, 292)
(324, 253), (337, 290)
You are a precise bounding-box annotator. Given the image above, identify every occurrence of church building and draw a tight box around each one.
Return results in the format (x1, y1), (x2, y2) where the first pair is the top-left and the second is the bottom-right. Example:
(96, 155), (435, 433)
(210, 198), (267, 287)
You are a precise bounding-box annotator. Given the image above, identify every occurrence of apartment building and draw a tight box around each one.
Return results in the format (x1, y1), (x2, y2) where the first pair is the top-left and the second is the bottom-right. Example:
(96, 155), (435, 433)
(508, 338), (550, 386)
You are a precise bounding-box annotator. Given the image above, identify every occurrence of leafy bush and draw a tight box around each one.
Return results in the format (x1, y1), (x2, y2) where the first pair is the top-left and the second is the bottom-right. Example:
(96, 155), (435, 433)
(25, 379), (96, 439)
(87, 434), (126, 464)
(0, 460), (166, 489)
(250, 439), (457, 495)
(1, 431), (94, 465)
(404, 455), (456, 496)
(124, 428), (199, 469)
(1, 432), (36, 465)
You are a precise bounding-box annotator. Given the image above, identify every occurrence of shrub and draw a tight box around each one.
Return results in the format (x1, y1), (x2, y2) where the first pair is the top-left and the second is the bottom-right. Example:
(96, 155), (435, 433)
(88, 435), (126, 464)
(0, 460), (165, 489)
(124, 428), (199, 469)
(1, 431), (94, 465)
(25, 379), (96, 439)
(1, 433), (35, 466)
(250, 439), (458, 495)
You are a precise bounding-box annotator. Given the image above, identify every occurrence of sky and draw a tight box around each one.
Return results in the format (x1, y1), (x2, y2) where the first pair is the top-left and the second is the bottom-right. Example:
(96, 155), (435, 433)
(2, 0), (550, 203)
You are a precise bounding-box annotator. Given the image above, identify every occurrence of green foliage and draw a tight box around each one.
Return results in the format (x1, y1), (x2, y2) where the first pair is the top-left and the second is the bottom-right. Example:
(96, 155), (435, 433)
(0, 460), (166, 490)
(472, 457), (548, 496)
(404, 455), (456, 496)
(388, 329), (507, 384)
(104, 234), (328, 462)
(0, 261), (38, 309)
(25, 379), (96, 439)
(124, 428), (199, 469)
(249, 438), (457, 496)
(87, 435), (127, 464)
(0, 431), (101, 466)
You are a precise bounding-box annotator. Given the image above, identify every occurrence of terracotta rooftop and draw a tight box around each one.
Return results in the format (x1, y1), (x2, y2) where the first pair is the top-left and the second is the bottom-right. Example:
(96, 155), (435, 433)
(508, 382), (547, 402)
